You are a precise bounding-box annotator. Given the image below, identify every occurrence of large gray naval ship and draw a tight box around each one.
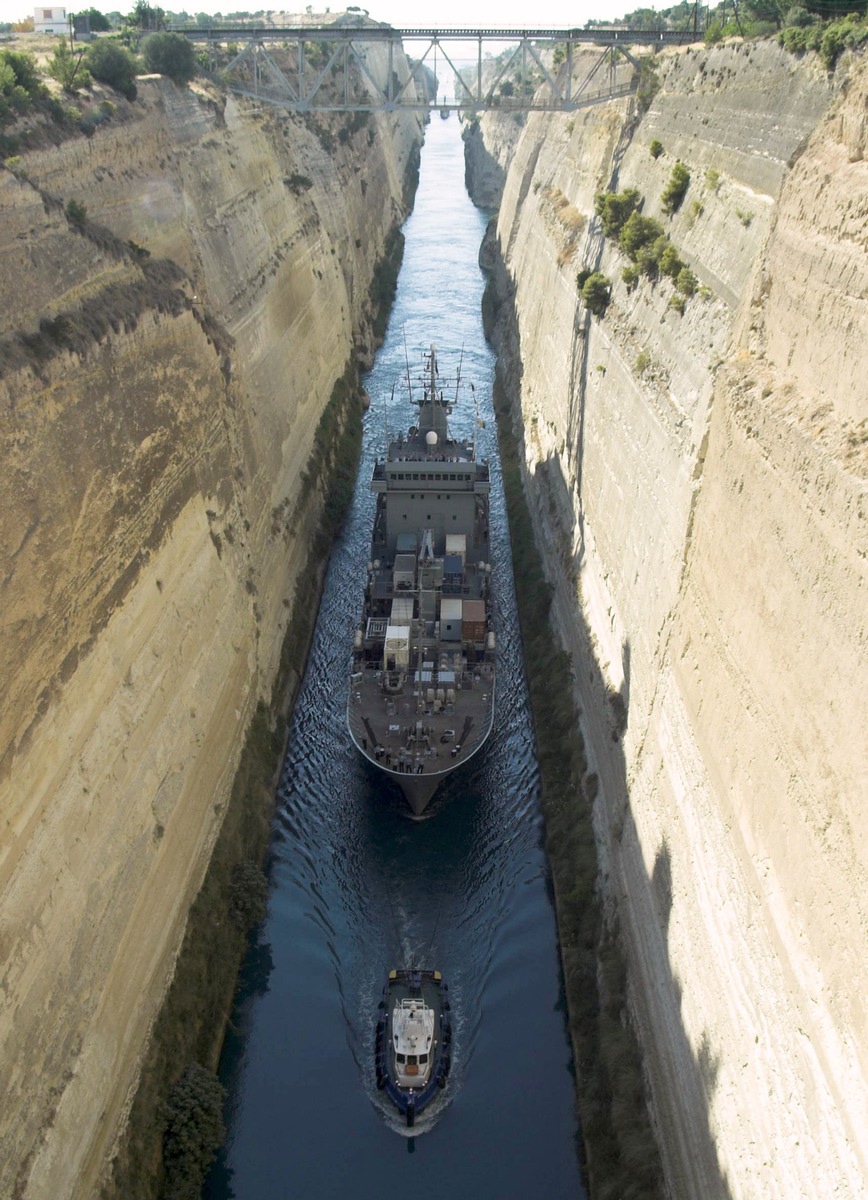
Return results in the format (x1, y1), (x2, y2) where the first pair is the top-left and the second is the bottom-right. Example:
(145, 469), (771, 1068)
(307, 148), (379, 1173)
(347, 346), (495, 815)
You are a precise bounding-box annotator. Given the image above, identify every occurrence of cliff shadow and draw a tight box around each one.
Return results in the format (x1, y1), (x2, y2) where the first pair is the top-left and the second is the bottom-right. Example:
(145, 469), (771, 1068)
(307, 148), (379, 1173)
(490, 287), (732, 1194)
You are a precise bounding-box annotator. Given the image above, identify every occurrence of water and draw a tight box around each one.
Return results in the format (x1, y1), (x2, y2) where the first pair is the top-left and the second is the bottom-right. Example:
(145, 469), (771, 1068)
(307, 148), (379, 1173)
(205, 117), (584, 1200)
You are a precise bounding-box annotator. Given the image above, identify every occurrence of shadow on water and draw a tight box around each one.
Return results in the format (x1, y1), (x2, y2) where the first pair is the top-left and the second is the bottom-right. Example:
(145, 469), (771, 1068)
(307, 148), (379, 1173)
(205, 118), (584, 1200)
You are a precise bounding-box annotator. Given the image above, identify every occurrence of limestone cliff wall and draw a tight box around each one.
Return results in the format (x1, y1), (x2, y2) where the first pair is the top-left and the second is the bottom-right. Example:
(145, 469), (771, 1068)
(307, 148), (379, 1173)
(473, 40), (866, 1200)
(0, 71), (422, 1198)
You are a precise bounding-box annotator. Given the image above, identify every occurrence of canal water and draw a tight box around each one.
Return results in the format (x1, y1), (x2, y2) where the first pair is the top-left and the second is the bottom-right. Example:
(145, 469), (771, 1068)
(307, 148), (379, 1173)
(205, 116), (584, 1200)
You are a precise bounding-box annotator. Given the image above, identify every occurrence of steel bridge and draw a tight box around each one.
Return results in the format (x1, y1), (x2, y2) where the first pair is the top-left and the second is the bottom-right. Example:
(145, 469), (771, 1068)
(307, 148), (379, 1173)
(170, 23), (694, 114)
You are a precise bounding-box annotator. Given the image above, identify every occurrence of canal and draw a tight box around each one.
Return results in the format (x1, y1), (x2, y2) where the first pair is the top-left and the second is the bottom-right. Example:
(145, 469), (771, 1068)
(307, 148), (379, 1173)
(205, 115), (584, 1200)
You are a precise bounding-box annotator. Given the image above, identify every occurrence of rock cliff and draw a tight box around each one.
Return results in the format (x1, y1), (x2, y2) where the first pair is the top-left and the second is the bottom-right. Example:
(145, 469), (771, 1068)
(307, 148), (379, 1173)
(472, 39), (866, 1200)
(0, 65), (422, 1198)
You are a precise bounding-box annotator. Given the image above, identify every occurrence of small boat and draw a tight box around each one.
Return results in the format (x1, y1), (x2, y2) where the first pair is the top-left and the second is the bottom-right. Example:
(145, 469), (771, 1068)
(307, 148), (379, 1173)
(375, 968), (452, 1127)
(440, 107), (450, 119)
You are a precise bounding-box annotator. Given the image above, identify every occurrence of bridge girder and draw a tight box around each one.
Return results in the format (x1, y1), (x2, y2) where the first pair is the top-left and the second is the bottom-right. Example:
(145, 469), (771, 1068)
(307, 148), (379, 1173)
(174, 24), (690, 114)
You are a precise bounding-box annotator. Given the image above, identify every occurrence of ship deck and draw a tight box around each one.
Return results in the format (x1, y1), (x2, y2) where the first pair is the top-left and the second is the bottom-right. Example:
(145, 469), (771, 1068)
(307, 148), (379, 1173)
(348, 658), (494, 782)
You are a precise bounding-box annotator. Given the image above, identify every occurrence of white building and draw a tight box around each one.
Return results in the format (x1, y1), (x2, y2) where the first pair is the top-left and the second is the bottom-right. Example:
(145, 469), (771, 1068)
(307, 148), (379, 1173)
(33, 6), (68, 34)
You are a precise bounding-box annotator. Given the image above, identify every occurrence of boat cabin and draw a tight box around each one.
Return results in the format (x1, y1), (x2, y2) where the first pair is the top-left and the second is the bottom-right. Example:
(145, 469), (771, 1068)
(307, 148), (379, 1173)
(392, 997), (435, 1087)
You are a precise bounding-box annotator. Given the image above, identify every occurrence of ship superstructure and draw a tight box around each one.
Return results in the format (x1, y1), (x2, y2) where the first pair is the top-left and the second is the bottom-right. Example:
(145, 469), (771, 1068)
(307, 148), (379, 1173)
(348, 346), (495, 815)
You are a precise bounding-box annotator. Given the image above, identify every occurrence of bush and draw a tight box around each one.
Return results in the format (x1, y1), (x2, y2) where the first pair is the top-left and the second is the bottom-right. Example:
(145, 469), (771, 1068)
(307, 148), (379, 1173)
(819, 15), (868, 69)
(0, 49), (45, 119)
(622, 263), (639, 290)
(581, 271), (611, 317)
(86, 40), (138, 99)
(785, 5), (815, 27)
(49, 40), (92, 93)
(142, 32), (196, 83)
(636, 56), (660, 112)
(661, 160), (690, 215)
(649, 138), (664, 159)
(676, 267), (699, 296)
(618, 210), (665, 260)
(162, 1064), (225, 1200)
(284, 172), (313, 191)
(228, 860), (268, 931)
(594, 187), (641, 239)
(636, 235), (667, 278)
(66, 198), (88, 224)
(659, 242), (684, 279)
(705, 17), (724, 42)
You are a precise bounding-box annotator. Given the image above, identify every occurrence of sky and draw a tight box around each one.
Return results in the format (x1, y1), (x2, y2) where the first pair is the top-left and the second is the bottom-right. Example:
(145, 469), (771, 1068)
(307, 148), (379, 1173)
(1, 0), (640, 29)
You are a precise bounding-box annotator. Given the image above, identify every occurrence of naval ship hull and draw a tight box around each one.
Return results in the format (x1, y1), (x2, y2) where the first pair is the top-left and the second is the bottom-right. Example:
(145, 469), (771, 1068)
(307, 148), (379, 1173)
(348, 347), (496, 815)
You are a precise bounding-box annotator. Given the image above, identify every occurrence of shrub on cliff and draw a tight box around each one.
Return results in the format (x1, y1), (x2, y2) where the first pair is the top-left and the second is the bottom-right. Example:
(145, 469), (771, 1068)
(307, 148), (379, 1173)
(819, 14), (868, 68)
(594, 187), (641, 239)
(49, 40), (92, 93)
(86, 40), (138, 100)
(161, 1064), (225, 1199)
(142, 32), (196, 84)
(661, 160), (690, 215)
(618, 211), (665, 261)
(581, 271), (612, 317)
(0, 49), (46, 119)
(228, 861), (269, 932)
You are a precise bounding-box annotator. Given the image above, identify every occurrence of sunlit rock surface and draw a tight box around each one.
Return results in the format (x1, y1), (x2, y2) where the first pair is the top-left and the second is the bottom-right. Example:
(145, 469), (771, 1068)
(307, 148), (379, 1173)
(0, 66), (422, 1198)
(470, 39), (866, 1200)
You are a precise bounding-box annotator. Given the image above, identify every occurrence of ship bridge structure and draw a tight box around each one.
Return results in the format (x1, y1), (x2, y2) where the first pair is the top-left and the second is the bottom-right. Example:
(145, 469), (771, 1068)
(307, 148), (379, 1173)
(169, 22), (695, 115)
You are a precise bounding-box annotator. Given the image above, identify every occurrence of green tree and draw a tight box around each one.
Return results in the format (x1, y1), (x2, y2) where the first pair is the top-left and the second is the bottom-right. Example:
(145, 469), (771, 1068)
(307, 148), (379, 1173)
(1, 50), (45, 118)
(594, 187), (642, 239)
(49, 40), (92, 92)
(86, 40), (137, 99)
(128, 0), (165, 30)
(581, 271), (612, 317)
(676, 266), (699, 296)
(661, 160), (690, 214)
(659, 241), (684, 278)
(618, 210), (665, 260)
(142, 32), (196, 83)
(162, 1064), (225, 1200)
(82, 7), (112, 30)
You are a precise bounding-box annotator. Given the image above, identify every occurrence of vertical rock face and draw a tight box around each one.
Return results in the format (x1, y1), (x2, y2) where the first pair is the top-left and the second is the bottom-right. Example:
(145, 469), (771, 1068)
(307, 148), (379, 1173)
(474, 41), (866, 1200)
(0, 74), (422, 1199)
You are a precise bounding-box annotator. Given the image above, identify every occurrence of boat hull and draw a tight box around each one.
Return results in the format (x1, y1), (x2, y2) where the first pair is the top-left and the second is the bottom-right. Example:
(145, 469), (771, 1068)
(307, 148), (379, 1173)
(349, 691), (494, 815)
(374, 969), (451, 1126)
(347, 346), (496, 816)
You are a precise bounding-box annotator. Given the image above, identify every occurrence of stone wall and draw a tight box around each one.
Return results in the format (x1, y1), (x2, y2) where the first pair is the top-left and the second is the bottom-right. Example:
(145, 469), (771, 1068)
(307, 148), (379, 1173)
(472, 40), (866, 1200)
(0, 71), (422, 1198)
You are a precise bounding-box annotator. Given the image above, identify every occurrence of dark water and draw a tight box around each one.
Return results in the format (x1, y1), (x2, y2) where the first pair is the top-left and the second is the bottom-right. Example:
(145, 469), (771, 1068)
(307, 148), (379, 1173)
(205, 117), (584, 1200)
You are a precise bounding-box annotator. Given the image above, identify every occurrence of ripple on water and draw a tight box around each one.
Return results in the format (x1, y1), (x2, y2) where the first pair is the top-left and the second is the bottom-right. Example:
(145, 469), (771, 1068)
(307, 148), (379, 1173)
(206, 118), (583, 1200)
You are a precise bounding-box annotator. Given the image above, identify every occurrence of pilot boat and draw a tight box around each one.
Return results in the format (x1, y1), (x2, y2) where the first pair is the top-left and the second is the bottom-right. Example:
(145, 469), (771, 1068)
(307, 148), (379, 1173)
(374, 968), (452, 1127)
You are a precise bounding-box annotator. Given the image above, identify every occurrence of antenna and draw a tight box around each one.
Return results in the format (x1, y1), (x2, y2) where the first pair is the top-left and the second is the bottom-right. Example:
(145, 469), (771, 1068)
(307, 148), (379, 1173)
(403, 327), (414, 406)
(385, 382), (393, 450)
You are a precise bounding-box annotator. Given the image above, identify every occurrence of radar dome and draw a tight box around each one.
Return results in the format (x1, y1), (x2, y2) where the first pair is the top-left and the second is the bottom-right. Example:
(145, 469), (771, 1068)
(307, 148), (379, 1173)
(426, 430), (438, 446)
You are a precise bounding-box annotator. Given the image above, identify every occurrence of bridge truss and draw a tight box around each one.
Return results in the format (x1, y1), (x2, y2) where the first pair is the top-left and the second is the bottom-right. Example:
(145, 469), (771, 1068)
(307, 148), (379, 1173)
(172, 24), (691, 114)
